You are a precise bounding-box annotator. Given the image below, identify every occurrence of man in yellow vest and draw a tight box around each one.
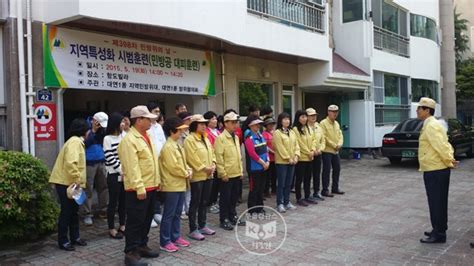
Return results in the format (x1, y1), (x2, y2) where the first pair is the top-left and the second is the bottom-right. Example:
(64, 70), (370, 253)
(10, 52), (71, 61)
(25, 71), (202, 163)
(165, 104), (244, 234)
(417, 97), (458, 244)
(320, 105), (344, 197)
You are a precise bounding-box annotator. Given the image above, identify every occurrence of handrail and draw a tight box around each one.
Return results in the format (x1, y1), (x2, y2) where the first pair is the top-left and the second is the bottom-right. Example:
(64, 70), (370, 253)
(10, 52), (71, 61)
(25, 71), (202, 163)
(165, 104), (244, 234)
(374, 26), (410, 57)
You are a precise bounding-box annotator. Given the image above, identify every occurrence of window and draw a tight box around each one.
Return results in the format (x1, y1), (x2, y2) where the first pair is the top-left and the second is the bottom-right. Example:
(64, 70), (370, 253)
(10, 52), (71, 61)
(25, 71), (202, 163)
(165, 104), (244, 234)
(373, 0), (408, 37)
(382, 2), (398, 33)
(411, 79), (439, 102)
(343, 0), (363, 23)
(373, 71), (410, 126)
(410, 14), (437, 42)
(238, 82), (273, 116)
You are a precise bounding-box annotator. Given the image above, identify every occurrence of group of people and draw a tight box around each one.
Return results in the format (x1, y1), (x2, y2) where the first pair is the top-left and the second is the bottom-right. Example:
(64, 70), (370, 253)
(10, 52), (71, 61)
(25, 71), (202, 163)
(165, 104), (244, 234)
(49, 102), (346, 265)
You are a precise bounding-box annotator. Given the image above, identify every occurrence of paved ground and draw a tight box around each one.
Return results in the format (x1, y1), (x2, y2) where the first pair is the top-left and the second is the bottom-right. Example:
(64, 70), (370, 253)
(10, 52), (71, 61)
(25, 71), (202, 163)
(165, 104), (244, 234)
(1, 156), (473, 265)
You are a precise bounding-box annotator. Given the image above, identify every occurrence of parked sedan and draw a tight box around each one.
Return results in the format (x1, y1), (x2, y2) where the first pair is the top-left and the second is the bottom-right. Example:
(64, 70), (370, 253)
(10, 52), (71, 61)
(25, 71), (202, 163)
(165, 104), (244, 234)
(382, 118), (474, 164)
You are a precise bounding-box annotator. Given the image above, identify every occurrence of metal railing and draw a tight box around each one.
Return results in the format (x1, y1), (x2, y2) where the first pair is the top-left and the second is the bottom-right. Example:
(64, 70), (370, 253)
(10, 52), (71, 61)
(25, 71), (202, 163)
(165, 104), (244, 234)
(375, 104), (410, 126)
(374, 26), (410, 58)
(247, 0), (325, 33)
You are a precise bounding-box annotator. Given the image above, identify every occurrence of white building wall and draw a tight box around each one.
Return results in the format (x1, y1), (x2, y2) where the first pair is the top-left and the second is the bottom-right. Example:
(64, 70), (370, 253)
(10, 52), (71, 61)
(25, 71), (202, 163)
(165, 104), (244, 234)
(33, 0), (331, 62)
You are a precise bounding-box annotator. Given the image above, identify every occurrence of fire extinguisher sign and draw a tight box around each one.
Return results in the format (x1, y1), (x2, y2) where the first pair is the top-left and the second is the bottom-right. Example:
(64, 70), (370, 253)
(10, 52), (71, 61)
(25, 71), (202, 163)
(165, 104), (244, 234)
(33, 103), (57, 141)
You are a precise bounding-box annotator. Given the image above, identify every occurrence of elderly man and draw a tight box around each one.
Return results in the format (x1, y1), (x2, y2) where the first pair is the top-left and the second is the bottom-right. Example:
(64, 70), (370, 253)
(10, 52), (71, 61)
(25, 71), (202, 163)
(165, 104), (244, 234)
(118, 105), (161, 264)
(320, 105), (344, 197)
(417, 97), (459, 244)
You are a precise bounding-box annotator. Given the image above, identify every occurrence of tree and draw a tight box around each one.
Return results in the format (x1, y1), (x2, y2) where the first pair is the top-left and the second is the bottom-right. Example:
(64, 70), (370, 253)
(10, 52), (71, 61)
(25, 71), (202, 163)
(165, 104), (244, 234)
(454, 9), (470, 65)
(456, 59), (474, 100)
(238, 82), (269, 116)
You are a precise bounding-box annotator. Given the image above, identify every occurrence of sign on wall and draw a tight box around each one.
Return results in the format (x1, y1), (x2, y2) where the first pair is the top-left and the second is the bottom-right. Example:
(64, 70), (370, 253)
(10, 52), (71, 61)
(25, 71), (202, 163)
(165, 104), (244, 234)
(34, 103), (57, 141)
(43, 25), (216, 96)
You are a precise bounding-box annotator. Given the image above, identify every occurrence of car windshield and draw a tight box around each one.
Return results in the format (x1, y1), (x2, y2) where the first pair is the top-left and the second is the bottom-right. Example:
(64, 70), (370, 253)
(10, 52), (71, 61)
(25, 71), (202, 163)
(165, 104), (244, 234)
(393, 119), (423, 133)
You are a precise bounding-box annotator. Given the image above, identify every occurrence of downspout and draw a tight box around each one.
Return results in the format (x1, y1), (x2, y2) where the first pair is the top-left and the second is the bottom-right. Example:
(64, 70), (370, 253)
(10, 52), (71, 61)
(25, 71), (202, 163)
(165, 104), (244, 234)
(17, 0), (29, 153)
(220, 52), (227, 111)
(26, 0), (35, 156)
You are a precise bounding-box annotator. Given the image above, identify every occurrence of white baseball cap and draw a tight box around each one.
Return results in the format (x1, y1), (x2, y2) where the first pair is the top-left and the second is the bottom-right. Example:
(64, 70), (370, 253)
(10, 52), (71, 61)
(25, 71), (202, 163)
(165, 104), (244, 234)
(93, 112), (109, 128)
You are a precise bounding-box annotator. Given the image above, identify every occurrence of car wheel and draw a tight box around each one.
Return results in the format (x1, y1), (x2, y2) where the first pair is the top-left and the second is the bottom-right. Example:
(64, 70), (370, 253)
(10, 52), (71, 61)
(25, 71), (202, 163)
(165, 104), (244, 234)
(388, 157), (402, 164)
(467, 146), (474, 158)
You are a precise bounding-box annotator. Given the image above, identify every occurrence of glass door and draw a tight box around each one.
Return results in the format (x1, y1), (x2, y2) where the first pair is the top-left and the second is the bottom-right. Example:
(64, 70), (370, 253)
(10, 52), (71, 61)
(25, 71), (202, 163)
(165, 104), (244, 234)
(282, 85), (295, 119)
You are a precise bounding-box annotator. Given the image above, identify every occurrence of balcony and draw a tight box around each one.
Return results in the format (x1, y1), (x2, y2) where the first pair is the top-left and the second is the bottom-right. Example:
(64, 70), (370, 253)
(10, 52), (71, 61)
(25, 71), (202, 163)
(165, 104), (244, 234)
(247, 0), (325, 33)
(374, 26), (410, 58)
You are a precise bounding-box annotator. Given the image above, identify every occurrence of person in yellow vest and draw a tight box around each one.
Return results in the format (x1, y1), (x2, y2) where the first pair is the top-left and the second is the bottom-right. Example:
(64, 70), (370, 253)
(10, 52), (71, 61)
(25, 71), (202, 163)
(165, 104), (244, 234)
(184, 114), (217, 241)
(159, 117), (193, 252)
(417, 97), (459, 244)
(320, 105), (345, 197)
(292, 110), (317, 207)
(49, 118), (89, 251)
(306, 108), (326, 201)
(214, 111), (245, 231)
(118, 105), (160, 264)
(273, 112), (300, 213)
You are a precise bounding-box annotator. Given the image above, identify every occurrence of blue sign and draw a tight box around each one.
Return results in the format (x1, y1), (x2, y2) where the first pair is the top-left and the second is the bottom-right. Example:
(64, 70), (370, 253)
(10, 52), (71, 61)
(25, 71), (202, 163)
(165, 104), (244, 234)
(37, 89), (53, 102)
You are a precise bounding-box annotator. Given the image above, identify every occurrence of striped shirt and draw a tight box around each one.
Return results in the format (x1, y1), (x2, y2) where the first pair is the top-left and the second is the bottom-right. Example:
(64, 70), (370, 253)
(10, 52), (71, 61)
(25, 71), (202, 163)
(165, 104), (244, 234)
(103, 135), (123, 175)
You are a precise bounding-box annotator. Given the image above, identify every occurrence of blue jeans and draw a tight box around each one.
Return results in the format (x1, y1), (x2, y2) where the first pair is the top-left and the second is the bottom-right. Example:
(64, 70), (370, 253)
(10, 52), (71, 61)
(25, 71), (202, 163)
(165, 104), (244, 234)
(276, 164), (295, 206)
(160, 192), (185, 246)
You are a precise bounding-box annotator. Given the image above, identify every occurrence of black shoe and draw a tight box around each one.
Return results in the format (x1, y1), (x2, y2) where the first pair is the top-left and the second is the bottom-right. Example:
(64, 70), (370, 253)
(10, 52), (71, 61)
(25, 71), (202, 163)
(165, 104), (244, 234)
(71, 238), (87, 246)
(470, 242), (474, 248)
(297, 199), (309, 207)
(231, 218), (246, 226)
(220, 220), (234, 231)
(332, 190), (345, 195)
(420, 236), (446, 244)
(125, 250), (146, 266)
(137, 245), (159, 258)
(305, 198), (318, 205)
(59, 242), (75, 251)
(321, 191), (334, 197)
(110, 231), (124, 239)
(313, 194), (325, 201)
(424, 231), (432, 237)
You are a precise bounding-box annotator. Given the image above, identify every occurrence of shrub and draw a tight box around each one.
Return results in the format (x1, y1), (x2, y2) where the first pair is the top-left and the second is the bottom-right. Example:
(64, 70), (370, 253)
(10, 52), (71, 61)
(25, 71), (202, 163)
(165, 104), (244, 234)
(0, 151), (59, 241)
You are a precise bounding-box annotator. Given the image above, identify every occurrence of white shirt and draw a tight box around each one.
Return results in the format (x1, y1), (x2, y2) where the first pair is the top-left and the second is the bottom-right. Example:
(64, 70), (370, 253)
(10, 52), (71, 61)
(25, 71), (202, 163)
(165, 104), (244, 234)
(148, 122), (166, 156)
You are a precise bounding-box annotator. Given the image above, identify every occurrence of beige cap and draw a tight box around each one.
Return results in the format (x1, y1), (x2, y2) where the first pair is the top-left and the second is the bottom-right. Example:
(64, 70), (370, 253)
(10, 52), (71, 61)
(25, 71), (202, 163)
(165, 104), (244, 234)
(130, 105), (158, 119)
(177, 124), (189, 130)
(418, 97), (436, 109)
(93, 112), (109, 128)
(328, 105), (339, 111)
(248, 119), (264, 127)
(306, 108), (318, 116)
(223, 112), (239, 122)
(190, 114), (208, 123)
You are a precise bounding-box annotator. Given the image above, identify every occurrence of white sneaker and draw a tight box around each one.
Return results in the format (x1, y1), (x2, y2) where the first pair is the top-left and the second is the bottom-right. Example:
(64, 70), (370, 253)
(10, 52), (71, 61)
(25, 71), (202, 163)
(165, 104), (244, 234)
(277, 204), (286, 213)
(83, 216), (93, 226)
(285, 202), (297, 211)
(151, 219), (158, 228)
(181, 211), (188, 219)
(153, 214), (162, 224)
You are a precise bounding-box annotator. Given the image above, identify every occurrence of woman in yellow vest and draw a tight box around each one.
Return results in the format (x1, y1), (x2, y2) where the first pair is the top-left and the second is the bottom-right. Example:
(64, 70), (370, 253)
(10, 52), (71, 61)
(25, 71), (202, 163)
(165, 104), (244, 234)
(49, 118), (89, 251)
(159, 117), (192, 253)
(292, 110), (317, 207)
(273, 112), (300, 213)
(184, 114), (217, 241)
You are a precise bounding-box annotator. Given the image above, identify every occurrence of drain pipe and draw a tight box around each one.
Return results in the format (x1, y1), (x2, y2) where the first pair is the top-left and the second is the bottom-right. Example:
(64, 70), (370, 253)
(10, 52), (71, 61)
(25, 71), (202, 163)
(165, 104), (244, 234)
(220, 52), (227, 111)
(17, 0), (29, 154)
(26, 0), (35, 156)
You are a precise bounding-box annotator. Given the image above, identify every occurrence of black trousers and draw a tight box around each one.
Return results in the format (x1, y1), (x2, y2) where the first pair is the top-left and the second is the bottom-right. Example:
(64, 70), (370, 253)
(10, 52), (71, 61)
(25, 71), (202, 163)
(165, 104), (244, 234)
(295, 161), (312, 200)
(107, 173), (126, 229)
(322, 153), (341, 193)
(248, 171), (266, 213)
(312, 155), (322, 195)
(55, 184), (80, 246)
(209, 172), (219, 205)
(264, 162), (276, 194)
(424, 168), (450, 237)
(124, 190), (156, 253)
(219, 177), (240, 223)
(189, 179), (213, 232)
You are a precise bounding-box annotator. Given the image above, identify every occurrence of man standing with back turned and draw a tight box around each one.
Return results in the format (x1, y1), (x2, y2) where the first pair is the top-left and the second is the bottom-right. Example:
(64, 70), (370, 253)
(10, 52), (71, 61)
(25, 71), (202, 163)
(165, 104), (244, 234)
(417, 97), (458, 244)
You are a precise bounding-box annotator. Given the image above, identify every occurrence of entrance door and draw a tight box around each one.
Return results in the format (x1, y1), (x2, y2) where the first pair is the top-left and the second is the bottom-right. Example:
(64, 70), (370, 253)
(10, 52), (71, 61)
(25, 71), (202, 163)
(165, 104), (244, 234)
(282, 85), (295, 119)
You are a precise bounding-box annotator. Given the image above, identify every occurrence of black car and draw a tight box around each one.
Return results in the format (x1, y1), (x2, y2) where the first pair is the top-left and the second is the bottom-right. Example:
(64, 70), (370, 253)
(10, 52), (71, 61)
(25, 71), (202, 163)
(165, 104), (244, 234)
(382, 118), (474, 164)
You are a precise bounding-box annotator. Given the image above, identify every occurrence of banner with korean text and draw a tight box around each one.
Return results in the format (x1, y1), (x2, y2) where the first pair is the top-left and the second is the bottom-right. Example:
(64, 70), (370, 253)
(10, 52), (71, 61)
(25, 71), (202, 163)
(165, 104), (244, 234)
(43, 25), (216, 96)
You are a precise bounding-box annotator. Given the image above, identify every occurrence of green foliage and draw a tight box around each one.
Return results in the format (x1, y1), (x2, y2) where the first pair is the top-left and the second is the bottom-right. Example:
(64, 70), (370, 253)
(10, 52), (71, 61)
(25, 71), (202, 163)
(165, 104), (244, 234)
(239, 82), (270, 116)
(454, 9), (470, 65)
(456, 59), (474, 100)
(0, 151), (59, 241)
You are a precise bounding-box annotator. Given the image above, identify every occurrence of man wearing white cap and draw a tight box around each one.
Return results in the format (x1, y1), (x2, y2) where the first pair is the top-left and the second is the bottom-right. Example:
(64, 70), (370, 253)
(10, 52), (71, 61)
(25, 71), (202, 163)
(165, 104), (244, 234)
(81, 111), (109, 226)
(118, 105), (161, 264)
(306, 108), (326, 201)
(320, 105), (345, 197)
(417, 97), (458, 244)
